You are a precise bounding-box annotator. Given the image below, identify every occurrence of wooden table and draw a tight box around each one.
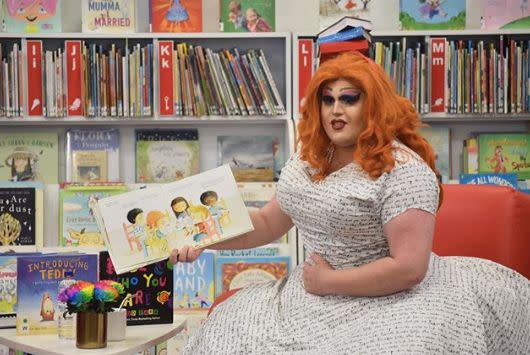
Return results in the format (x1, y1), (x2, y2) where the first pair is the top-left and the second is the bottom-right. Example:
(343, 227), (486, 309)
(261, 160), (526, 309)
(0, 316), (186, 355)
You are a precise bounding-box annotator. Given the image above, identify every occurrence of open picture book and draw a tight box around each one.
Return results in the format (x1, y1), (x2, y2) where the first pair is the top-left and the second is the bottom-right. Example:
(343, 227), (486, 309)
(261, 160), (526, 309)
(92, 165), (254, 274)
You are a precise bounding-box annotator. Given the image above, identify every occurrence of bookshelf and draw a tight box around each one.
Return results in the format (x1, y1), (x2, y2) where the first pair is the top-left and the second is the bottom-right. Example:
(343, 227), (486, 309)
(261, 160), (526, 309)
(293, 31), (530, 181)
(0, 32), (299, 263)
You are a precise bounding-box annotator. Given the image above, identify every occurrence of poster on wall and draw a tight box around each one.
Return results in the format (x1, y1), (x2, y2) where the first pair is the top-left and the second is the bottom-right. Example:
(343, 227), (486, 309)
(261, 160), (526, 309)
(399, 0), (465, 30)
(319, 0), (374, 31)
(482, 0), (530, 29)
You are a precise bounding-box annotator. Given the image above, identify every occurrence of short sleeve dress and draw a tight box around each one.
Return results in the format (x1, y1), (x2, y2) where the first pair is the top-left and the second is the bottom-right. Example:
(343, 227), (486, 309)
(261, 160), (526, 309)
(183, 141), (530, 354)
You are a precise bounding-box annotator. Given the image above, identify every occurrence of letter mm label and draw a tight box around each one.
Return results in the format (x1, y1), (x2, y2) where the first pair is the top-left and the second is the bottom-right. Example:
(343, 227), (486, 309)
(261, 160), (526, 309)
(430, 38), (446, 113)
(158, 40), (174, 116)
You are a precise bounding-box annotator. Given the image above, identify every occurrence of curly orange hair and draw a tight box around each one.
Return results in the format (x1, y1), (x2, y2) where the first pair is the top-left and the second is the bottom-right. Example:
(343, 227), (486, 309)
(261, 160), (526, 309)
(298, 51), (437, 182)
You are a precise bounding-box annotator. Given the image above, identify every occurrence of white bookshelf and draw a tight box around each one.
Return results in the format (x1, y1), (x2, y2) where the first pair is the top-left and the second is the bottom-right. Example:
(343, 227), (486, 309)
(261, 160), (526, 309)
(0, 32), (298, 262)
(292, 32), (530, 181)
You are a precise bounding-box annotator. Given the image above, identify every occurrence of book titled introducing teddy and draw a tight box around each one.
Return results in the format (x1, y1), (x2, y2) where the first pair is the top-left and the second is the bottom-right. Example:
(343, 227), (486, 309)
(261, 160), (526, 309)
(93, 165), (254, 274)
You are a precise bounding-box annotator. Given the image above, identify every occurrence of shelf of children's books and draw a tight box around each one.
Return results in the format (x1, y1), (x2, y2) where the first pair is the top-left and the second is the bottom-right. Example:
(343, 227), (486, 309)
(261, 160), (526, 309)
(421, 113), (530, 123)
(0, 32), (291, 39)
(0, 116), (292, 126)
(372, 29), (530, 37)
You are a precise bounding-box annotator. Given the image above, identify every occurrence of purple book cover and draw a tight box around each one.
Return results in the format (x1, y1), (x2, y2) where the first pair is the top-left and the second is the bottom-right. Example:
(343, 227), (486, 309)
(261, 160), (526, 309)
(16, 254), (98, 335)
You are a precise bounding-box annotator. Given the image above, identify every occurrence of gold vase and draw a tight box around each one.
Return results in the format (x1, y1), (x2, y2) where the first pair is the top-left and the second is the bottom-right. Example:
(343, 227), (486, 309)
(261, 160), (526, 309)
(76, 312), (107, 349)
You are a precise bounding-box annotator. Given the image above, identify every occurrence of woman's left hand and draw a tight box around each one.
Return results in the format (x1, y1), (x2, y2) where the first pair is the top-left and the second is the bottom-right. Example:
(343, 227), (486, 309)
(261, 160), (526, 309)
(302, 253), (335, 296)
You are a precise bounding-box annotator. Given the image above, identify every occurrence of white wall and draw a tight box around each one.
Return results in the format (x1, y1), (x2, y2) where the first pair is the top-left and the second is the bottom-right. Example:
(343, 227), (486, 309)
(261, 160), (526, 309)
(62, 0), (485, 33)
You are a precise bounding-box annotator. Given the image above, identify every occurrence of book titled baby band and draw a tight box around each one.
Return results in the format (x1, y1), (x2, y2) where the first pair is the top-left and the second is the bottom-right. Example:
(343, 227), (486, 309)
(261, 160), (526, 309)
(93, 165), (254, 274)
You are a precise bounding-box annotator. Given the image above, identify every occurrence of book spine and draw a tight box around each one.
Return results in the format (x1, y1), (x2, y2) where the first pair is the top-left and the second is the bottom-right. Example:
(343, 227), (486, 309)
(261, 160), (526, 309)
(430, 38), (446, 113)
(26, 40), (43, 116)
(65, 40), (83, 116)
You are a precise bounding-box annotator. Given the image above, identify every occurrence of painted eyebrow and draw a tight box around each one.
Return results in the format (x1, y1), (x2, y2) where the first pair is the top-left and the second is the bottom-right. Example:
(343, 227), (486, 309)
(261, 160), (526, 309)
(322, 86), (359, 93)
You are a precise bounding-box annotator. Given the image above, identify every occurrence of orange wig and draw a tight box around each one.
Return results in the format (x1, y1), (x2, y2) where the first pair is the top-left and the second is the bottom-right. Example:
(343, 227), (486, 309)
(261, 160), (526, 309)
(298, 52), (437, 182)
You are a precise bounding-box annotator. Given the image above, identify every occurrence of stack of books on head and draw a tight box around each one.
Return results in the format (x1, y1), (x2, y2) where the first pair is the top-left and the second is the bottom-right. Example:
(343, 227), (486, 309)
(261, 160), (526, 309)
(316, 16), (372, 64)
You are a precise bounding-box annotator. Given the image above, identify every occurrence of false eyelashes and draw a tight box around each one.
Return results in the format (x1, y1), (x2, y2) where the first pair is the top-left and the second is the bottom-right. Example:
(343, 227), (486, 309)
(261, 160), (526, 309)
(320, 93), (361, 106)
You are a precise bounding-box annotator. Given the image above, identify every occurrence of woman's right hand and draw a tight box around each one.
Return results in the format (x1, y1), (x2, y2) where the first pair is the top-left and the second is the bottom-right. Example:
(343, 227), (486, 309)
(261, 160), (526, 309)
(169, 246), (203, 264)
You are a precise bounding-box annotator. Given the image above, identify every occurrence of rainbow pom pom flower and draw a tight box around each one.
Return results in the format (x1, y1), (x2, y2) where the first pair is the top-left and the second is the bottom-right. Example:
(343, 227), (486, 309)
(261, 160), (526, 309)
(58, 279), (125, 314)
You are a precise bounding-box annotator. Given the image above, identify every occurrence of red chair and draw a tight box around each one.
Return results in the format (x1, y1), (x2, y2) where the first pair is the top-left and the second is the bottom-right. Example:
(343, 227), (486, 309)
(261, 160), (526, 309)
(433, 184), (530, 279)
(209, 184), (530, 314)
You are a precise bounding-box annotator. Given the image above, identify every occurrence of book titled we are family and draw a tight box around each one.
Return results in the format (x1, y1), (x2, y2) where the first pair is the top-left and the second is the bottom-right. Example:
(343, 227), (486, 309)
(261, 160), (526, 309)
(92, 165), (254, 274)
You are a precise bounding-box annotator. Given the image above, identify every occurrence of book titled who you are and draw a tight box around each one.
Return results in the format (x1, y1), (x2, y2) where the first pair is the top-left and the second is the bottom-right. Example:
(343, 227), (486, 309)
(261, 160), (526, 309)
(93, 165), (253, 274)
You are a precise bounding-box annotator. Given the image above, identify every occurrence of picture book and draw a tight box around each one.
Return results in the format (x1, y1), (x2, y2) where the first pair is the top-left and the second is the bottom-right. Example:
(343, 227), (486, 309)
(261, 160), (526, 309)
(173, 251), (214, 312)
(217, 135), (275, 182)
(482, 0), (530, 29)
(215, 255), (290, 296)
(59, 184), (128, 247)
(319, 0), (373, 32)
(0, 132), (58, 184)
(16, 253), (98, 335)
(99, 251), (173, 325)
(0, 254), (17, 328)
(0, 0), (5, 32)
(82, 0), (136, 33)
(2, 0), (61, 33)
(399, 0), (465, 30)
(459, 173), (519, 189)
(136, 129), (199, 183)
(0, 182), (43, 252)
(219, 0), (275, 32)
(65, 128), (120, 183)
(93, 165), (253, 274)
(238, 182), (287, 243)
(420, 126), (451, 182)
(150, 0), (202, 32)
(478, 133), (530, 180)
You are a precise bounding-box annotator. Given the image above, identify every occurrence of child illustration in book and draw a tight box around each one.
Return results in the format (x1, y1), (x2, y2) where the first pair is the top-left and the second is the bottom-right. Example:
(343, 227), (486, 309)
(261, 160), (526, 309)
(171, 197), (194, 237)
(227, 1), (247, 30)
(5, 147), (38, 181)
(487, 145), (509, 173)
(200, 190), (230, 233)
(170, 52), (530, 354)
(5, 0), (58, 32)
(187, 205), (221, 244)
(145, 210), (172, 256)
(245, 7), (271, 32)
(126, 208), (148, 256)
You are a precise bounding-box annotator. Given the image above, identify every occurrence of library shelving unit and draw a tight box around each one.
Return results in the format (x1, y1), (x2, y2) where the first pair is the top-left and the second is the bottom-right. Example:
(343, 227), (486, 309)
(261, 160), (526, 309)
(293, 30), (530, 181)
(0, 32), (298, 263)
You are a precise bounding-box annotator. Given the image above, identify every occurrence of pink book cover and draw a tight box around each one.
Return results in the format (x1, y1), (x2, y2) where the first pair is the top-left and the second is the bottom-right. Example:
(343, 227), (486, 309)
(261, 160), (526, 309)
(65, 41), (84, 116)
(25, 40), (43, 116)
(482, 0), (530, 29)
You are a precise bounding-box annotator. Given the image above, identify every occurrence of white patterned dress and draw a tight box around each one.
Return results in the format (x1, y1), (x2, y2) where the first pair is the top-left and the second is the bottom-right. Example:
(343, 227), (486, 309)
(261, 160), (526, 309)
(184, 142), (530, 354)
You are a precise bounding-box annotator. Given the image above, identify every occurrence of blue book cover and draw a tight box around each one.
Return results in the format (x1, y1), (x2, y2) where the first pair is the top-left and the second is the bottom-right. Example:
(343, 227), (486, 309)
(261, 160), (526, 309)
(399, 0), (465, 30)
(16, 253), (98, 335)
(173, 251), (214, 311)
(215, 255), (290, 296)
(459, 173), (519, 188)
(65, 128), (120, 182)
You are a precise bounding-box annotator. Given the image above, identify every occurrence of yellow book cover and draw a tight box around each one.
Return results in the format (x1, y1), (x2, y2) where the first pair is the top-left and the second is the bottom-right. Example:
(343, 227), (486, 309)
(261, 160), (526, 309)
(72, 150), (109, 182)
